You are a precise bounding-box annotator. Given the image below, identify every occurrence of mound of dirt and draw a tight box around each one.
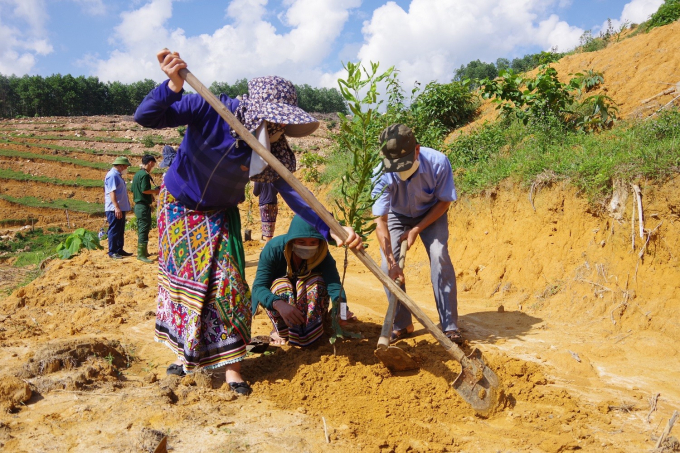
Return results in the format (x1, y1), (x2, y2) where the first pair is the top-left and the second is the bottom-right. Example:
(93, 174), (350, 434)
(0, 377), (31, 412)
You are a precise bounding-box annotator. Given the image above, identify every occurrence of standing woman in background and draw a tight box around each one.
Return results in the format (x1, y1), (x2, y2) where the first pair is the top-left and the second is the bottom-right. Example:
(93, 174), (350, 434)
(253, 182), (278, 243)
(134, 49), (362, 395)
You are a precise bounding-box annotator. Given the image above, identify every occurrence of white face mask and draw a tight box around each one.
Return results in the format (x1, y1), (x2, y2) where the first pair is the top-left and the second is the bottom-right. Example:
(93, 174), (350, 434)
(292, 244), (318, 260)
(398, 159), (419, 181)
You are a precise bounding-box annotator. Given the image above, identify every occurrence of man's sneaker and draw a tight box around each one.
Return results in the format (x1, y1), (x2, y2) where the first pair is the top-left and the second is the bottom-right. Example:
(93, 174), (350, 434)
(109, 253), (123, 260)
(118, 250), (133, 257)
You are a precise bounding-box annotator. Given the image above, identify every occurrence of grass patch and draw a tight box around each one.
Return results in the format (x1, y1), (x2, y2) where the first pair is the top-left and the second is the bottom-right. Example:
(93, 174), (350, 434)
(3, 132), (181, 146)
(0, 148), (111, 170)
(0, 228), (69, 267)
(0, 148), (161, 175)
(0, 168), (103, 187)
(322, 108), (680, 206)
(0, 194), (105, 215)
(444, 108), (680, 203)
(6, 133), (136, 143)
(0, 136), (137, 156)
(0, 218), (38, 227)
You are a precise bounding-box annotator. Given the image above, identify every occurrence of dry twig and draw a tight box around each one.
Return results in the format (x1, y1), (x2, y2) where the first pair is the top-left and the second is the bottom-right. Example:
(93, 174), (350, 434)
(656, 410), (679, 449)
(647, 393), (660, 423)
(632, 184), (644, 239)
(322, 416), (330, 444)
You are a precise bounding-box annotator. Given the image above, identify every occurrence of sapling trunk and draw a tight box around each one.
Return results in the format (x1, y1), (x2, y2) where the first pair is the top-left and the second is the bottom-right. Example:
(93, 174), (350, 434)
(328, 62), (395, 346)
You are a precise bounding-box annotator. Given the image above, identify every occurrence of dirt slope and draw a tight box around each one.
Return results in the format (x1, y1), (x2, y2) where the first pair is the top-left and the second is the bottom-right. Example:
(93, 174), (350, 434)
(454, 21), (680, 137)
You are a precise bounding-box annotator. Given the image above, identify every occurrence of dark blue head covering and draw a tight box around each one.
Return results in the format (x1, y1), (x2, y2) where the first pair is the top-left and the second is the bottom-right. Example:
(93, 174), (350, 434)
(159, 145), (177, 168)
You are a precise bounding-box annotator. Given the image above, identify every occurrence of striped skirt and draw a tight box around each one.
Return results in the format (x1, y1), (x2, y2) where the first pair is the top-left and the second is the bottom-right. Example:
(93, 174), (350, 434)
(259, 203), (278, 238)
(154, 187), (251, 373)
(265, 274), (329, 347)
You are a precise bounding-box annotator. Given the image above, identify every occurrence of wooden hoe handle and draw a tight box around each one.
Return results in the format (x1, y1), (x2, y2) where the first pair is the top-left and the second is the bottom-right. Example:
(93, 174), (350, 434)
(179, 68), (467, 364)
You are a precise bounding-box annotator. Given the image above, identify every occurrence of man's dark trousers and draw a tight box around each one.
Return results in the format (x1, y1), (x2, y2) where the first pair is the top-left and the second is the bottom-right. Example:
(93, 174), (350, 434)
(106, 211), (126, 256)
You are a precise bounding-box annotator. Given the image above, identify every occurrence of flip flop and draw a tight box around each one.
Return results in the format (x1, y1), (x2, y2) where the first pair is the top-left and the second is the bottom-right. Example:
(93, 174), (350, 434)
(269, 330), (288, 346)
(389, 326), (414, 344)
(246, 335), (270, 354)
(445, 329), (464, 345)
(228, 381), (252, 396)
(166, 363), (186, 376)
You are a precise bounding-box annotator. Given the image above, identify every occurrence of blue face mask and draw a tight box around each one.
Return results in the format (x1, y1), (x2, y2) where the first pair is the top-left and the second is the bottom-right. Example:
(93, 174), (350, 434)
(292, 244), (318, 260)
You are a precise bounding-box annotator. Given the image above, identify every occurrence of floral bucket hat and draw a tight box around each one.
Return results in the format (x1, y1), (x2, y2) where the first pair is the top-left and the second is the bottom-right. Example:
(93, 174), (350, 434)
(237, 76), (319, 137)
(232, 76), (319, 183)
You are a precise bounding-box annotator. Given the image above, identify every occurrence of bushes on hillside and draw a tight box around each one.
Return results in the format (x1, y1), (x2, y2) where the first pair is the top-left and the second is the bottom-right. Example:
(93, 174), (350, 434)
(647, 0), (680, 31)
(479, 65), (617, 132)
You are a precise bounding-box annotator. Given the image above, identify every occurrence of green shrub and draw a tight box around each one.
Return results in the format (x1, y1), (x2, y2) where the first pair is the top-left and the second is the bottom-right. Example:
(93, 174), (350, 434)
(141, 135), (156, 148)
(411, 80), (479, 135)
(446, 122), (509, 167)
(56, 228), (102, 259)
(125, 215), (158, 231)
(647, 0), (680, 30)
(480, 65), (618, 132)
(177, 125), (187, 137)
(298, 152), (326, 183)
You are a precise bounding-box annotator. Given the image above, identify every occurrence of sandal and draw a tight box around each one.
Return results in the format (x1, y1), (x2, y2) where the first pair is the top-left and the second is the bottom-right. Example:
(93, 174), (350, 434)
(338, 309), (358, 326)
(228, 381), (252, 396)
(389, 325), (414, 344)
(246, 336), (270, 354)
(269, 330), (288, 346)
(445, 329), (464, 345)
(166, 363), (186, 376)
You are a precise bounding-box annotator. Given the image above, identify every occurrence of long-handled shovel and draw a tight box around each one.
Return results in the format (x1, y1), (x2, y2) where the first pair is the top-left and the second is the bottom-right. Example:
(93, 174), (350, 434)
(178, 68), (500, 414)
(374, 239), (418, 371)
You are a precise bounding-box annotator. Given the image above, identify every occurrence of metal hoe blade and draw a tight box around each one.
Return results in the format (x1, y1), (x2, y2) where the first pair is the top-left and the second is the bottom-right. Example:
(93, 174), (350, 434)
(452, 348), (500, 414)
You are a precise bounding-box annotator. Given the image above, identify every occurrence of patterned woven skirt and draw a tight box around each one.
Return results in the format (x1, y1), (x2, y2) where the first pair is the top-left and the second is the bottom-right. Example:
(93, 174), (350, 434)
(154, 187), (251, 373)
(265, 274), (329, 347)
(259, 203), (278, 238)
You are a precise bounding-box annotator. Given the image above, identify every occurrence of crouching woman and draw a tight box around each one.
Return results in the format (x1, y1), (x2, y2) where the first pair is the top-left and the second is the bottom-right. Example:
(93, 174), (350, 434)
(252, 215), (346, 347)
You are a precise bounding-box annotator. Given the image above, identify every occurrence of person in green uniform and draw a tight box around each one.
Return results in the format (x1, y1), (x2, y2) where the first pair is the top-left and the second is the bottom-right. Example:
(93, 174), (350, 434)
(131, 154), (160, 263)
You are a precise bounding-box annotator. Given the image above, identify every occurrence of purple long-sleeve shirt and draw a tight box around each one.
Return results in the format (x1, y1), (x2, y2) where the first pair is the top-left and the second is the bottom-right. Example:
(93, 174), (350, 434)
(253, 182), (278, 206)
(134, 80), (330, 239)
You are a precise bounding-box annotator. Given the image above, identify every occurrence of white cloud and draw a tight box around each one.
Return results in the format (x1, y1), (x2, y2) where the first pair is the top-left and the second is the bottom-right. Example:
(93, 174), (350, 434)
(89, 0), (361, 85)
(354, 0), (584, 87)
(4, 0), (49, 33)
(0, 0), (53, 75)
(593, 0), (662, 42)
(601, 0), (664, 31)
(620, 0), (664, 24)
(72, 0), (107, 16)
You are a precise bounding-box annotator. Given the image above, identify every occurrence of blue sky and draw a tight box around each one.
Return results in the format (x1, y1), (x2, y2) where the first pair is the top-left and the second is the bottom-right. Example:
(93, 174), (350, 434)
(0, 0), (664, 88)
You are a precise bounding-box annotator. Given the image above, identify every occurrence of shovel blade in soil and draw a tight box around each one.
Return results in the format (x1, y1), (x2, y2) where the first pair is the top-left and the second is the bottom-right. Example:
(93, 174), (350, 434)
(374, 346), (419, 372)
(452, 348), (500, 414)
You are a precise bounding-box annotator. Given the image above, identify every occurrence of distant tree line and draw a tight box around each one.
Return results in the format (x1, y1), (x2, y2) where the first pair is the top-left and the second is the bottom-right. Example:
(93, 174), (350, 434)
(209, 78), (348, 114)
(453, 51), (563, 88)
(0, 73), (157, 118)
(0, 73), (348, 119)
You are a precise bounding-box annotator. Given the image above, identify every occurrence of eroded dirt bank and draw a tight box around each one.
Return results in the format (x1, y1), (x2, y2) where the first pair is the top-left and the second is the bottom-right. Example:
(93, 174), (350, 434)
(0, 179), (679, 452)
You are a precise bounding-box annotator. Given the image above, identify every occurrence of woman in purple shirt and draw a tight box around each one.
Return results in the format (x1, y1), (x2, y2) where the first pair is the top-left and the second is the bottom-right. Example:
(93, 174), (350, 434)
(134, 49), (361, 395)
